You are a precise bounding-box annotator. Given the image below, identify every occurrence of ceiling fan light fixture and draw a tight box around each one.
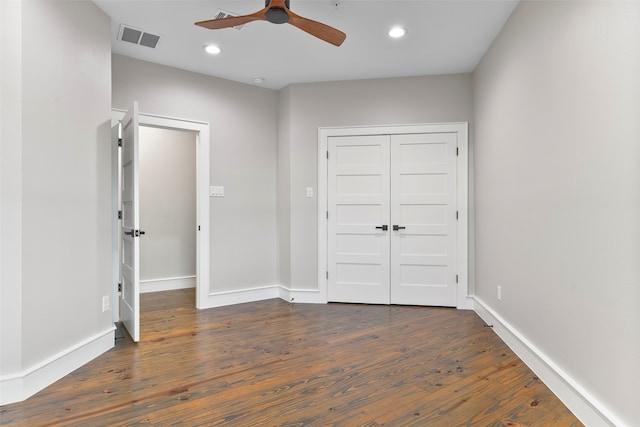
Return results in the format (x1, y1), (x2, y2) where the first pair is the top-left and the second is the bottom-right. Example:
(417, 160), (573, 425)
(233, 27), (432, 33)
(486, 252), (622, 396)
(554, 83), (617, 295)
(388, 26), (407, 39)
(203, 44), (222, 55)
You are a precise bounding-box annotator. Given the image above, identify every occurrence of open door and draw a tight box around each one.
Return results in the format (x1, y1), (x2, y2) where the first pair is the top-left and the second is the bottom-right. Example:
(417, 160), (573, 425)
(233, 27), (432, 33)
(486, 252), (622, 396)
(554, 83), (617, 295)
(120, 102), (141, 342)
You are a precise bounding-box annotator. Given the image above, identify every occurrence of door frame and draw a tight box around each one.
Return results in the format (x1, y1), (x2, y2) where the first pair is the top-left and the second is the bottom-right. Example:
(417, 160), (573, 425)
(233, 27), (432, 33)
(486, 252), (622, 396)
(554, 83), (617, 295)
(318, 123), (471, 309)
(112, 109), (210, 311)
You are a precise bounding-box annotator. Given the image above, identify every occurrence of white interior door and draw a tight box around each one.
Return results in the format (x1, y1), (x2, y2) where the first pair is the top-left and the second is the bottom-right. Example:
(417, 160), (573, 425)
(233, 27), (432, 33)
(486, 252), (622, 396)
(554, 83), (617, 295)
(327, 131), (458, 307)
(111, 123), (121, 325)
(390, 133), (457, 306)
(120, 102), (141, 342)
(328, 135), (390, 304)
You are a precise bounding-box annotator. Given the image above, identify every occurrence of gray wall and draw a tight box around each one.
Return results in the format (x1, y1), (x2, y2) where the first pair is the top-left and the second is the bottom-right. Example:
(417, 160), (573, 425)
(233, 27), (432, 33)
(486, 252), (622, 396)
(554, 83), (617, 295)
(279, 75), (474, 290)
(1, 0), (24, 381)
(0, 0), (112, 376)
(139, 127), (196, 285)
(277, 87), (292, 288)
(112, 54), (278, 294)
(112, 62), (474, 297)
(473, 1), (640, 425)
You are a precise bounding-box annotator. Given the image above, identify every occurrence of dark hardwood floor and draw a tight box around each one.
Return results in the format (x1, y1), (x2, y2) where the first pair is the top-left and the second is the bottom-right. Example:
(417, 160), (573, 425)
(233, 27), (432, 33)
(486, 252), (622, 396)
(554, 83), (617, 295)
(1, 289), (582, 426)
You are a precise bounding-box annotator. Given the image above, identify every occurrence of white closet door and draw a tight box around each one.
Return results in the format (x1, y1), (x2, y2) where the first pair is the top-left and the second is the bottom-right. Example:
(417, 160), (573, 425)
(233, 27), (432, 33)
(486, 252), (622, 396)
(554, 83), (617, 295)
(327, 135), (391, 304)
(390, 133), (457, 306)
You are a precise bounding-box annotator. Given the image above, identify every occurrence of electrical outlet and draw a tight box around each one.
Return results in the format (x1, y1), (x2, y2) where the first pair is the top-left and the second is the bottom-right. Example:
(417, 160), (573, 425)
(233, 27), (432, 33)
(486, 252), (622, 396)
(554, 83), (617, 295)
(102, 295), (110, 312)
(497, 285), (502, 301)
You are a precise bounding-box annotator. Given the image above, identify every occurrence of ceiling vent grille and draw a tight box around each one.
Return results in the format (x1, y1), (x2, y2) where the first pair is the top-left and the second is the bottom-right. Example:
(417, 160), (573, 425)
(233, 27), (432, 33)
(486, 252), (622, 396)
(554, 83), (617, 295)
(118, 24), (161, 48)
(213, 10), (245, 31)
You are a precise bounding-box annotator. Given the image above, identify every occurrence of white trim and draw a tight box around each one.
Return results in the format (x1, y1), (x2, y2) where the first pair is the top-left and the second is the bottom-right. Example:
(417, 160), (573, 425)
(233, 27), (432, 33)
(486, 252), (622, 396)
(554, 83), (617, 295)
(318, 123), (469, 308)
(277, 286), (325, 304)
(454, 124), (471, 309)
(111, 109), (210, 311)
(457, 296), (474, 310)
(140, 276), (196, 293)
(197, 285), (326, 308)
(203, 285), (280, 308)
(0, 327), (115, 405)
(472, 297), (623, 427)
(112, 108), (207, 127)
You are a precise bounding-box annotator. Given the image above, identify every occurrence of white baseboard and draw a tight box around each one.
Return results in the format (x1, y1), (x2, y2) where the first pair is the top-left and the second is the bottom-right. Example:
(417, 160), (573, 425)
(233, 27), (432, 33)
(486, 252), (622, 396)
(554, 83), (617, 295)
(199, 285), (280, 308)
(199, 283), (473, 308)
(197, 284), (328, 309)
(140, 276), (196, 293)
(472, 296), (623, 427)
(278, 285), (325, 304)
(0, 326), (115, 405)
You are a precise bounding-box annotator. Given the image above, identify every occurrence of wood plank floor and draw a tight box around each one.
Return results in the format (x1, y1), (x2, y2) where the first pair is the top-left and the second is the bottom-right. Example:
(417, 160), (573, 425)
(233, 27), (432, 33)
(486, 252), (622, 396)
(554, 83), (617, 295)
(1, 289), (582, 426)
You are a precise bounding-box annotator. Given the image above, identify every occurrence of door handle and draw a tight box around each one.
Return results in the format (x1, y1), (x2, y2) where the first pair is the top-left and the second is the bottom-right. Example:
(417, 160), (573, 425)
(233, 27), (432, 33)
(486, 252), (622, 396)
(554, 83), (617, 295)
(375, 225), (388, 231)
(393, 225), (406, 231)
(124, 229), (146, 237)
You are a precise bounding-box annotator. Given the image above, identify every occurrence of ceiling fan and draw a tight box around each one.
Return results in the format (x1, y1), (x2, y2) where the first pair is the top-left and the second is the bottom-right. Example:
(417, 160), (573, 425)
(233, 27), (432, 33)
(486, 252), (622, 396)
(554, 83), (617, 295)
(195, 0), (346, 47)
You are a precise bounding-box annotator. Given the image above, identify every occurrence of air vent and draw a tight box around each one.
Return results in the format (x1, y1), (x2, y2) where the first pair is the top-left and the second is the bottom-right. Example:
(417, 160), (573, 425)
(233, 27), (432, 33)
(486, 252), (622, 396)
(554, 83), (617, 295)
(118, 24), (161, 48)
(213, 10), (245, 30)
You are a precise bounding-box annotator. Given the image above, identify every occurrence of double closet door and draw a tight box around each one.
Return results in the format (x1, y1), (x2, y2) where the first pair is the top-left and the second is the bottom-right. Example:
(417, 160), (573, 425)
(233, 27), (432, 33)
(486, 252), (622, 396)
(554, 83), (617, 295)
(327, 132), (458, 306)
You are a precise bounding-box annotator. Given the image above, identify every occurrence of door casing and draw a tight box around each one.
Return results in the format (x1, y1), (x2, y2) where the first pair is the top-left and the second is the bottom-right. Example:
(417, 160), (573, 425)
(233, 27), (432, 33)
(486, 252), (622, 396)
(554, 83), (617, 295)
(111, 109), (210, 314)
(318, 123), (471, 309)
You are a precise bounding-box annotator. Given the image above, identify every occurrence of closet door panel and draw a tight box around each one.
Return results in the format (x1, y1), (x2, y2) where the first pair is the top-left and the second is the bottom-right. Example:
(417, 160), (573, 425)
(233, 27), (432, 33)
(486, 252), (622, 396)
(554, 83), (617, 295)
(328, 135), (391, 304)
(390, 133), (457, 307)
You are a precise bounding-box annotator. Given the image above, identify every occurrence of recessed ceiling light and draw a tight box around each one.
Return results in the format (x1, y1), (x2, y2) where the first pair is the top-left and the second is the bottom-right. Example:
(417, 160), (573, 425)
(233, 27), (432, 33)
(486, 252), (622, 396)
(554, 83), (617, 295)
(388, 27), (407, 39)
(203, 44), (221, 55)
(253, 77), (265, 85)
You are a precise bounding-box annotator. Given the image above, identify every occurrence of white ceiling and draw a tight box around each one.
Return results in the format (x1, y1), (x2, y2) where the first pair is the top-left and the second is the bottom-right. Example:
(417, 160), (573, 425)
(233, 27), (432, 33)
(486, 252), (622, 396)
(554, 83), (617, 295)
(92, 0), (519, 90)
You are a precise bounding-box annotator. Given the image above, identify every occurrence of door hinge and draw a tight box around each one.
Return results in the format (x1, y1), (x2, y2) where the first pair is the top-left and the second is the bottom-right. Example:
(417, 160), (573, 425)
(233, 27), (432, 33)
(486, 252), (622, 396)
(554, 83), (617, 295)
(326, 211), (329, 219)
(118, 138), (122, 148)
(198, 225), (201, 231)
(118, 282), (122, 292)
(326, 151), (329, 159)
(456, 147), (459, 156)
(326, 271), (329, 280)
(118, 210), (122, 220)
(456, 275), (459, 283)
(456, 211), (459, 220)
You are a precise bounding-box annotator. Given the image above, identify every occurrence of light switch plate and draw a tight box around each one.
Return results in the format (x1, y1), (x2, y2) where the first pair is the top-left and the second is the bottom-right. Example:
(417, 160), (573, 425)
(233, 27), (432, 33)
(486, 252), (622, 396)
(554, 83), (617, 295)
(210, 186), (224, 197)
(306, 187), (313, 198)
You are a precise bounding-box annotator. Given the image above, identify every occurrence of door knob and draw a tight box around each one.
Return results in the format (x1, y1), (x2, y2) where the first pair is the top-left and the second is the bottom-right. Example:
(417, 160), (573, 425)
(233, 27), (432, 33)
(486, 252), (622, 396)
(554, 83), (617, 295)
(375, 225), (388, 231)
(393, 225), (406, 231)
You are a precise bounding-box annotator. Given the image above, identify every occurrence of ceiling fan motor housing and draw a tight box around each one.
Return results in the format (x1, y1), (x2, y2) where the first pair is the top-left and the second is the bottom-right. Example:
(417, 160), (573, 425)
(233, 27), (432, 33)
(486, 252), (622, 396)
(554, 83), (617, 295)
(265, 0), (290, 24)
(265, 8), (289, 24)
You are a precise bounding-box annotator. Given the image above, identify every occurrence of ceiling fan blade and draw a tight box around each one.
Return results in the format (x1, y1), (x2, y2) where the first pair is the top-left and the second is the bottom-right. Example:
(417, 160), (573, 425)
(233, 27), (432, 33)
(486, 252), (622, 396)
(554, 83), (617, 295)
(195, 9), (267, 30)
(287, 11), (346, 46)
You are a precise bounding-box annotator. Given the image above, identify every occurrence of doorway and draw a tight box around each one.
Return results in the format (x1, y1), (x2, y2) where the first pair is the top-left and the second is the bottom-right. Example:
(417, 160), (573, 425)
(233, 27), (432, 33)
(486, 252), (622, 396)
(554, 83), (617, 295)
(318, 123), (471, 309)
(111, 108), (211, 341)
(139, 126), (197, 294)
